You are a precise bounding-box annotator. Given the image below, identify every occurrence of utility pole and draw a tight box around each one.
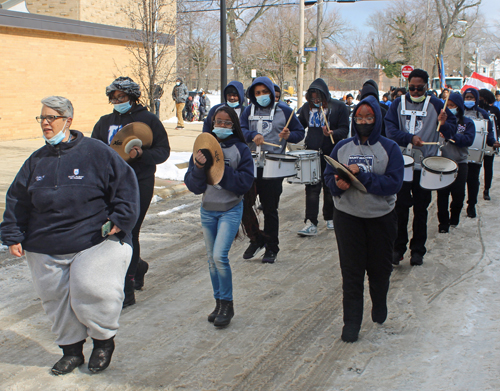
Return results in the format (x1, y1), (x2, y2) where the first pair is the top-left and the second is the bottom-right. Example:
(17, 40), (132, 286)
(220, 0), (227, 91)
(314, 0), (323, 79)
(421, 0), (431, 70)
(297, 0), (305, 107)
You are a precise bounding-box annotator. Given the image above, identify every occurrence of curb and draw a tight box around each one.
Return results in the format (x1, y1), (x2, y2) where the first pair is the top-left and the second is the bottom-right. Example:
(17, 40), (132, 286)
(154, 183), (189, 200)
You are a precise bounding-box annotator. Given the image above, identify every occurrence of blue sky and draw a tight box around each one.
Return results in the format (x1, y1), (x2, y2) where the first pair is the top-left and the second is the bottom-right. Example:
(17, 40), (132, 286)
(329, 0), (500, 33)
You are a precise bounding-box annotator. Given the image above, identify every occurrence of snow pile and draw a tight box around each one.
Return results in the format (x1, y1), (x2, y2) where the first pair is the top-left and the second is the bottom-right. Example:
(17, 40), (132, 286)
(155, 151), (191, 181)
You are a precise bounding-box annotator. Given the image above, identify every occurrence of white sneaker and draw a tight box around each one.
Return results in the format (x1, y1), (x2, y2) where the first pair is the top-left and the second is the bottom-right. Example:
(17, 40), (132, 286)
(297, 221), (318, 236)
(326, 220), (334, 230)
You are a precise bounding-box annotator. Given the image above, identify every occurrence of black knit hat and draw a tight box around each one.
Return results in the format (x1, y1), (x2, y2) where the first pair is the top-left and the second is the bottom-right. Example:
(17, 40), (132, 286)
(106, 77), (141, 100)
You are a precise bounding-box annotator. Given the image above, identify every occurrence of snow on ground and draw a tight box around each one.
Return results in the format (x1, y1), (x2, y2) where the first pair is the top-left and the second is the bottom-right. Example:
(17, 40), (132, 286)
(155, 151), (191, 181)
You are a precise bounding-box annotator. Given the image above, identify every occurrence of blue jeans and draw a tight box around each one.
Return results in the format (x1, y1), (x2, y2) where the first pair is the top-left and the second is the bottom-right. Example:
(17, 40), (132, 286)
(200, 201), (243, 301)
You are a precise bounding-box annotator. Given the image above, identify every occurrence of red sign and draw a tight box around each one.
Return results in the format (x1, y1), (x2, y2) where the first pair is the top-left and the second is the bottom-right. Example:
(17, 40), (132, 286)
(402, 65), (414, 78)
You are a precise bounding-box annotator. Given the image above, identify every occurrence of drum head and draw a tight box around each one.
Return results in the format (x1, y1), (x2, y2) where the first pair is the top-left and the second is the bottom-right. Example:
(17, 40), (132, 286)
(403, 155), (414, 167)
(266, 153), (298, 161)
(287, 150), (319, 158)
(422, 157), (457, 174)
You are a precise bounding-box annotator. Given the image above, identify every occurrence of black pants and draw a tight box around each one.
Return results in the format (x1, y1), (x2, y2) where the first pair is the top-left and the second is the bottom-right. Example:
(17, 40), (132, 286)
(466, 162), (482, 208)
(334, 208), (397, 327)
(305, 157), (334, 226)
(252, 169), (283, 253)
(127, 175), (155, 278)
(437, 163), (468, 230)
(394, 170), (432, 257)
(483, 154), (494, 191)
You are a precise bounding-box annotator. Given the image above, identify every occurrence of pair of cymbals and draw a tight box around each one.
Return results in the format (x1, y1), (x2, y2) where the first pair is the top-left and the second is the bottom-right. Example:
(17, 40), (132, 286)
(193, 133), (225, 185)
(324, 155), (367, 193)
(110, 122), (153, 162)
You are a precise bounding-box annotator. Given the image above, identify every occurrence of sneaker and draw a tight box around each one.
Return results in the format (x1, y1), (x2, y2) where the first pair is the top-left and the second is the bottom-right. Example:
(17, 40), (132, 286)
(326, 220), (334, 230)
(262, 249), (277, 264)
(243, 242), (265, 259)
(297, 221), (318, 236)
(410, 253), (424, 266)
(392, 251), (403, 266)
(175, 126), (184, 130)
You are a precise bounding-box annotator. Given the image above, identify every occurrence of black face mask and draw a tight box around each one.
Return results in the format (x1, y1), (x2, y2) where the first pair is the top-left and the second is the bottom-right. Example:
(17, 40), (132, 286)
(357, 123), (375, 137)
(479, 100), (489, 110)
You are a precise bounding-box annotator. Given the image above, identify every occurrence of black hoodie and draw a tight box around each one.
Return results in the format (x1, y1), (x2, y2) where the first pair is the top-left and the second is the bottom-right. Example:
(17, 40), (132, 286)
(92, 104), (170, 180)
(360, 79), (388, 136)
(298, 78), (350, 156)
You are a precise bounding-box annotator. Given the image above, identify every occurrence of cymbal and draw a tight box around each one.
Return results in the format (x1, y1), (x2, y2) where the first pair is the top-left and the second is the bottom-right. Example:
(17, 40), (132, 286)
(110, 122), (153, 162)
(193, 133), (225, 185)
(324, 155), (367, 193)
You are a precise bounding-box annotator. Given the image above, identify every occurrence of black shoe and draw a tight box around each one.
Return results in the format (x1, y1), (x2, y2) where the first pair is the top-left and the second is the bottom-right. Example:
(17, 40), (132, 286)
(134, 259), (149, 290)
(392, 251), (403, 266)
(88, 337), (115, 373)
(484, 191), (491, 201)
(467, 206), (476, 218)
(243, 242), (264, 259)
(341, 323), (360, 343)
(262, 249), (277, 264)
(450, 215), (460, 227)
(51, 340), (85, 375)
(410, 253), (424, 266)
(208, 299), (221, 323)
(123, 275), (135, 308)
(214, 300), (234, 327)
(372, 304), (388, 324)
(439, 228), (449, 233)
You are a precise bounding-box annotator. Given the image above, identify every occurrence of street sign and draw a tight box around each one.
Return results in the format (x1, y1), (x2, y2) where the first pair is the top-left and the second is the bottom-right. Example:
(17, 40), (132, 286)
(251, 69), (257, 78)
(402, 65), (414, 78)
(305, 47), (317, 52)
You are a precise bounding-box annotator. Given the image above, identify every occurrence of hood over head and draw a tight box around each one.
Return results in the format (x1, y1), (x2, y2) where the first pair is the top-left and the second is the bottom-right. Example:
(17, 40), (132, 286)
(307, 78), (331, 103)
(351, 95), (382, 145)
(448, 92), (464, 115)
(248, 76), (275, 107)
(479, 88), (495, 105)
(223, 81), (245, 109)
(360, 79), (380, 100)
(462, 88), (479, 109)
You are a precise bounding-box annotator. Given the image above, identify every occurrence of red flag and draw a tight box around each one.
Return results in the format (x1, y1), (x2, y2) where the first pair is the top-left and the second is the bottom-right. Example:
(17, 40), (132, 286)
(462, 72), (497, 92)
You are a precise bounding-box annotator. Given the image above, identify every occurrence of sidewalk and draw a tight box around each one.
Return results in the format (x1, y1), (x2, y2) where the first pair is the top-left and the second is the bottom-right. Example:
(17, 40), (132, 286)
(0, 119), (203, 216)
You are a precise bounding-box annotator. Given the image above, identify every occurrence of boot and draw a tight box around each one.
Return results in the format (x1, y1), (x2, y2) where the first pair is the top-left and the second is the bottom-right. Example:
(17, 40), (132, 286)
(484, 190), (491, 201)
(134, 258), (149, 290)
(51, 339), (85, 375)
(369, 280), (389, 324)
(88, 337), (115, 373)
(123, 274), (135, 308)
(341, 298), (363, 343)
(207, 299), (221, 323)
(214, 300), (234, 327)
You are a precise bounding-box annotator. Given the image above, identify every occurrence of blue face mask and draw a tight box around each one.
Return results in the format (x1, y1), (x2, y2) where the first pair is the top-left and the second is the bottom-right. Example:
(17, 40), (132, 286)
(43, 119), (68, 145)
(313, 102), (321, 108)
(114, 101), (132, 114)
(213, 127), (233, 139)
(227, 101), (239, 108)
(256, 94), (271, 107)
(449, 108), (458, 115)
(464, 100), (475, 109)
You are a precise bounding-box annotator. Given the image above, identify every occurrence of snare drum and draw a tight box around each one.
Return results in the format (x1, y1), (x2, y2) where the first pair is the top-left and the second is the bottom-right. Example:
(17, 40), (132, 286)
(263, 153), (298, 179)
(468, 119), (487, 163)
(420, 156), (458, 190)
(403, 155), (415, 182)
(286, 150), (321, 185)
(485, 115), (498, 156)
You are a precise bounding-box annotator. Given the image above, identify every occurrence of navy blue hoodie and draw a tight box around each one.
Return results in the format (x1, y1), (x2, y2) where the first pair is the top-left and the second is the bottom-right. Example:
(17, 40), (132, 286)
(462, 88), (495, 147)
(184, 135), (254, 211)
(92, 104), (170, 180)
(202, 81), (246, 133)
(1, 131), (140, 254)
(240, 76), (304, 154)
(324, 96), (404, 218)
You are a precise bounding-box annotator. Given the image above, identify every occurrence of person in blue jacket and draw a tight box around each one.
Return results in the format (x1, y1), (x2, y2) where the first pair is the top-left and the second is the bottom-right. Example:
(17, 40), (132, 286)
(239, 76), (305, 263)
(1, 96), (140, 375)
(436, 92), (475, 232)
(184, 106), (254, 328)
(324, 95), (404, 343)
(462, 87), (500, 217)
(202, 81), (246, 133)
(385, 68), (457, 266)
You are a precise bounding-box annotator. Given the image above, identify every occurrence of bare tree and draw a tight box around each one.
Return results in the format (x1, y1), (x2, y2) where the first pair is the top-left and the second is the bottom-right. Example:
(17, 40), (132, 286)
(122, 0), (177, 111)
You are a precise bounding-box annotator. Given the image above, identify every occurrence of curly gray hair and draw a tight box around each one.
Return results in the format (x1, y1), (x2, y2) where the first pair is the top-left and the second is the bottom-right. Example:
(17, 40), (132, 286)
(41, 96), (74, 118)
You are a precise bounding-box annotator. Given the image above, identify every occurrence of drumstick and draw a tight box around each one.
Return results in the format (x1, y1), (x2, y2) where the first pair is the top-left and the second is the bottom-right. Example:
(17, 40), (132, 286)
(263, 141), (281, 148)
(436, 94), (450, 133)
(320, 105), (335, 144)
(421, 142), (440, 145)
(279, 111), (295, 142)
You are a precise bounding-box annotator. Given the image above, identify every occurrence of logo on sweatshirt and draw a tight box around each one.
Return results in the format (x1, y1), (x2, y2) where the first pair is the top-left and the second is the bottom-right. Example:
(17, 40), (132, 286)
(35, 175), (45, 182)
(68, 168), (84, 180)
(348, 155), (374, 173)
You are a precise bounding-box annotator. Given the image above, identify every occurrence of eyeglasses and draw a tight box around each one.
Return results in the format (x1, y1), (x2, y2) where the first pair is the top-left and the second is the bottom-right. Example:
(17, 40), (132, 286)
(36, 115), (67, 124)
(214, 119), (233, 128)
(408, 85), (427, 92)
(353, 116), (375, 124)
(109, 94), (129, 104)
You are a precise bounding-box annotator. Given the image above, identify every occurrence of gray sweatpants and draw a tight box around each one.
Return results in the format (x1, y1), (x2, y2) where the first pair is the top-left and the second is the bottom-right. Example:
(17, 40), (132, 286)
(25, 237), (132, 346)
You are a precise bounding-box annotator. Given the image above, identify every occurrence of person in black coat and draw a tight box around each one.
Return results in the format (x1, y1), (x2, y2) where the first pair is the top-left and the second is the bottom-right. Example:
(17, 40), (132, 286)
(297, 78), (349, 235)
(92, 76), (170, 307)
(359, 79), (388, 137)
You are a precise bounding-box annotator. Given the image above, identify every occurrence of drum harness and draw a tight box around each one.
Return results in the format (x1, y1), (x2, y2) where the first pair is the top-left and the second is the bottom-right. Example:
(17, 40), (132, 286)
(249, 102), (280, 168)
